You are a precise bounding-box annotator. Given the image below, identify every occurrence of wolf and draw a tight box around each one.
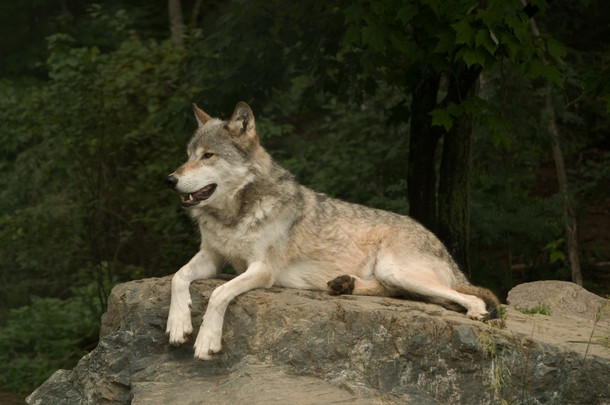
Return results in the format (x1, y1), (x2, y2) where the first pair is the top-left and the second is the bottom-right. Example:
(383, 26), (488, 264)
(165, 101), (499, 360)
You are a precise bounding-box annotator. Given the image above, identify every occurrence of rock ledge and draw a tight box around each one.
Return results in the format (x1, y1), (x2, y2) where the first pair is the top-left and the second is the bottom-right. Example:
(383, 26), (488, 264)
(28, 278), (610, 404)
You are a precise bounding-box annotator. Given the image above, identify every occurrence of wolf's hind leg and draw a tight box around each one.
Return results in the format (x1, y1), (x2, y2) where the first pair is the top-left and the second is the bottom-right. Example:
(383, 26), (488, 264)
(167, 250), (219, 345)
(327, 275), (395, 296)
(374, 258), (489, 320)
(455, 284), (500, 319)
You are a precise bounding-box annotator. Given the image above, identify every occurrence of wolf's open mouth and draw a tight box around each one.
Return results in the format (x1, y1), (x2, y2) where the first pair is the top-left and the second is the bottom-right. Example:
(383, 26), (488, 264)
(181, 184), (217, 207)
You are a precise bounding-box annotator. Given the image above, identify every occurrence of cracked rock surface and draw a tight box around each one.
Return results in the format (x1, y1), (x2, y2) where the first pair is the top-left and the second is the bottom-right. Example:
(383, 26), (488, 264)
(28, 278), (610, 404)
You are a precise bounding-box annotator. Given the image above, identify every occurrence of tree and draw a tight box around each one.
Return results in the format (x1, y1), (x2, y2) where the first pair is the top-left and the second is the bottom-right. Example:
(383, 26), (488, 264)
(332, 0), (562, 273)
(168, 0), (185, 49)
(436, 66), (482, 270)
(522, 1), (582, 285)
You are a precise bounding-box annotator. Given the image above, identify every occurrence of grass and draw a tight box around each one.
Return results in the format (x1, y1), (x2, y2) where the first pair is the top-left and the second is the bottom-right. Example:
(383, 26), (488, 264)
(479, 297), (609, 403)
(489, 305), (507, 329)
(514, 302), (552, 316)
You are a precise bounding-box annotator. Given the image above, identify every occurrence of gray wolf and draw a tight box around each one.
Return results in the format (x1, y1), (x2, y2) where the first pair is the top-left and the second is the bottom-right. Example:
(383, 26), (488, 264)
(165, 102), (499, 360)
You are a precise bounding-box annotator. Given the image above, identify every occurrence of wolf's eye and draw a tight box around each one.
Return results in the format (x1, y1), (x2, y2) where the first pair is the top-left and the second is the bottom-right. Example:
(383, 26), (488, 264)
(201, 153), (215, 160)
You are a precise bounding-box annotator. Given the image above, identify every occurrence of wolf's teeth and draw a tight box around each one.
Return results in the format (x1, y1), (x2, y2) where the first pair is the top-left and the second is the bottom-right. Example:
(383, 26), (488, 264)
(188, 194), (194, 201)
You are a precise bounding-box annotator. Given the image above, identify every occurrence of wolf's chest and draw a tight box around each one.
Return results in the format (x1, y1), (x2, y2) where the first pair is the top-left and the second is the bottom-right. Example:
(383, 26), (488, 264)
(197, 212), (283, 268)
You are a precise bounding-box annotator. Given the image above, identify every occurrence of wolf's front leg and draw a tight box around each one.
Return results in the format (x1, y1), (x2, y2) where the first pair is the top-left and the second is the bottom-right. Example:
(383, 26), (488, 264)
(194, 261), (273, 360)
(166, 250), (218, 345)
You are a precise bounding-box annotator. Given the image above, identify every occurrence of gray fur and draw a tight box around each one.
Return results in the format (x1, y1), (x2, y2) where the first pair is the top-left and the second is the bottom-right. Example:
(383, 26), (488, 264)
(165, 102), (499, 360)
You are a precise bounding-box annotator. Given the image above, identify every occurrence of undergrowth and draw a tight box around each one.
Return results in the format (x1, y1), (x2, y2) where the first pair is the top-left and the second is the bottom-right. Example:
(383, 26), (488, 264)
(0, 284), (101, 394)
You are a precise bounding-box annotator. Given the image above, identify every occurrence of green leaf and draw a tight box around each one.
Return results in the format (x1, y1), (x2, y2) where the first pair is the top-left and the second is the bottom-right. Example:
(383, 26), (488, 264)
(475, 8), (498, 28)
(343, 25), (362, 46)
(549, 250), (566, 264)
(430, 108), (453, 132)
(505, 15), (529, 42)
(397, 4), (418, 23)
(489, 130), (512, 150)
(434, 30), (456, 54)
(460, 96), (483, 116)
(389, 33), (416, 54)
(501, 32), (521, 61)
(362, 25), (386, 53)
(546, 37), (567, 59)
(457, 47), (487, 68)
(475, 29), (498, 55)
(525, 59), (564, 87)
(451, 19), (474, 47)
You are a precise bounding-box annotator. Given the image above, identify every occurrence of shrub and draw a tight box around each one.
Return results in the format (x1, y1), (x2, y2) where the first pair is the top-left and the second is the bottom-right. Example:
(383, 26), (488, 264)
(0, 286), (100, 394)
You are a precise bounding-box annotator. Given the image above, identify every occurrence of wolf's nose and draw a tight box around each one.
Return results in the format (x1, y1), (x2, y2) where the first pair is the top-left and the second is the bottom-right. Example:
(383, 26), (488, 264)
(166, 175), (178, 189)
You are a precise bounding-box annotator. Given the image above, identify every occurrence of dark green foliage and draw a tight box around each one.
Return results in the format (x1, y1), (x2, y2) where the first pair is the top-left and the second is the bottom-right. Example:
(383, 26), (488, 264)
(0, 7), (198, 312)
(282, 89), (409, 214)
(0, 285), (100, 394)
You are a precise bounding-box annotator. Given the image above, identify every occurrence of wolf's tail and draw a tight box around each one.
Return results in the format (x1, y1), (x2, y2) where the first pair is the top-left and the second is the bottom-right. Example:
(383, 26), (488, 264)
(455, 284), (501, 319)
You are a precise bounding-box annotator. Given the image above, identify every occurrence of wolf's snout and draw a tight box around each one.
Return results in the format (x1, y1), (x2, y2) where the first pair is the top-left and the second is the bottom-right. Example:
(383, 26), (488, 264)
(166, 175), (178, 189)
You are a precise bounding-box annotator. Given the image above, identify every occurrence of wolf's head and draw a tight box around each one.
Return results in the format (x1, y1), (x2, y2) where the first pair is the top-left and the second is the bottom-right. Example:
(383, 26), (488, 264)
(166, 102), (264, 209)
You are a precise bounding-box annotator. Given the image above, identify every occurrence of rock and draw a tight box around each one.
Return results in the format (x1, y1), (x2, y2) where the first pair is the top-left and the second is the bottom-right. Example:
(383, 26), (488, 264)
(507, 280), (610, 322)
(27, 277), (610, 404)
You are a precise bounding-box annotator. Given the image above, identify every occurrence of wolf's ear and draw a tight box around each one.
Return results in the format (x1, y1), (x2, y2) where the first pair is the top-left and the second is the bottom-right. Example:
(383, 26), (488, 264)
(193, 103), (212, 127)
(227, 101), (256, 138)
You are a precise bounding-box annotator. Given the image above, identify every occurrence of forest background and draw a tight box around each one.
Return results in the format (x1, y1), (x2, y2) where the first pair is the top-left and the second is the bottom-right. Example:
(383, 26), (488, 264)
(0, 0), (609, 398)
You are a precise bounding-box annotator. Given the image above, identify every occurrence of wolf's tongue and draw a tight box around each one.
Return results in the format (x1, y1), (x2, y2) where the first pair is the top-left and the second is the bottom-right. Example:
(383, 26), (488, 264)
(193, 185), (212, 198)
(192, 184), (217, 201)
(181, 184), (217, 207)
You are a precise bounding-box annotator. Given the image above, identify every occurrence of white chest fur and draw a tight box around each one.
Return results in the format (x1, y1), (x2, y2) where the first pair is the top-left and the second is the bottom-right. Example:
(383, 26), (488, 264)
(196, 199), (290, 272)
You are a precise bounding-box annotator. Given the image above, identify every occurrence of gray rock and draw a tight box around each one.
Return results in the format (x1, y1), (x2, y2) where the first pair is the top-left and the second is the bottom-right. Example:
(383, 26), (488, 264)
(27, 278), (610, 404)
(507, 280), (610, 322)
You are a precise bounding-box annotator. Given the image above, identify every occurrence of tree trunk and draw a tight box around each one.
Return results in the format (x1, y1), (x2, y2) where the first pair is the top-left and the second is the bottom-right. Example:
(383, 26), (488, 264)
(522, 0), (583, 285)
(408, 67), (480, 273)
(437, 66), (481, 273)
(437, 112), (474, 272)
(547, 94), (583, 285)
(168, 0), (185, 49)
(191, 0), (204, 27)
(407, 73), (442, 232)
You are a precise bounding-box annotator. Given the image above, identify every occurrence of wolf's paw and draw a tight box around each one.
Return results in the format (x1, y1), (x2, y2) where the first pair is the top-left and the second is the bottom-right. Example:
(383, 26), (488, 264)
(466, 309), (489, 321)
(327, 275), (355, 295)
(193, 328), (222, 360)
(166, 307), (193, 345)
